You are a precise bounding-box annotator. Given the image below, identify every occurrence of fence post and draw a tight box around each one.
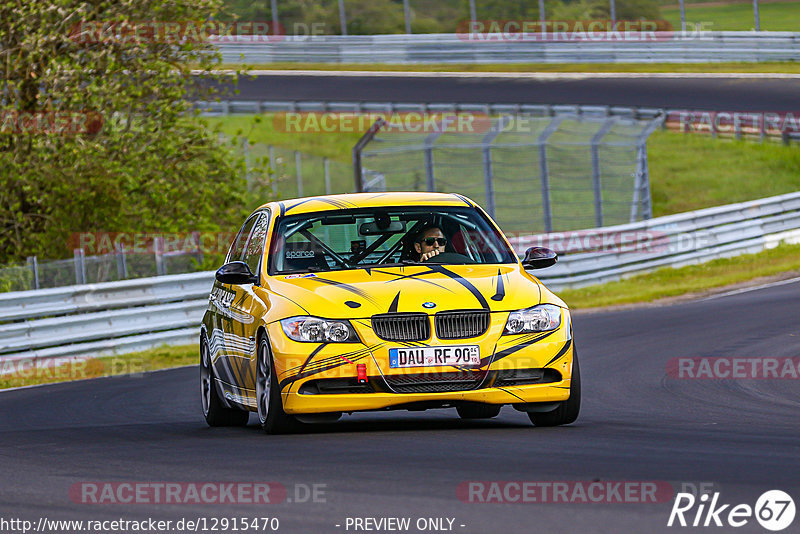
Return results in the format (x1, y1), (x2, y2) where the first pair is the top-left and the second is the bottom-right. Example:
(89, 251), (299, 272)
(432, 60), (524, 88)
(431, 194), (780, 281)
(352, 118), (386, 192)
(324, 157), (331, 194)
(403, 0), (411, 34)
(481, 116), (511, 219)
(73, 249), (86, 285)
(631, 114), (664, 222)
(27, 256), (39, 290)
(610, 0), (617, 28)
(154, 237), (166, 276)
(591, 118), (616, 228)
(537, 115), (566, 233)
(271, 0), (279, 31)
(268, 145), (277, 196)
(338, 0), (347, 35)
(243, 138), (252, 190)
(422, 116), (453, 193)
(679, 0), (686, 33)
(295, 150), (303, 197)
(753, 0), (760, 31)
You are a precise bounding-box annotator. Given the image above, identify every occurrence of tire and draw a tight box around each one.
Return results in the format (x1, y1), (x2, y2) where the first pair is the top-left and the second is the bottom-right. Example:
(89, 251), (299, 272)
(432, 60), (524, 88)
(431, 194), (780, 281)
(528, 348), (581, 427)
(457, 403), (502, 419)
(201, 334), (249, 427)
(256, 335), (300, 434)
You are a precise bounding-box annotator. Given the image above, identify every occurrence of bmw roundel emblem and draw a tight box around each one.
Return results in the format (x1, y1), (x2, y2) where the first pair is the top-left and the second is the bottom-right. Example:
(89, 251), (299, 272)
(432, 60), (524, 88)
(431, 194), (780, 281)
(422, 302), (436, 309)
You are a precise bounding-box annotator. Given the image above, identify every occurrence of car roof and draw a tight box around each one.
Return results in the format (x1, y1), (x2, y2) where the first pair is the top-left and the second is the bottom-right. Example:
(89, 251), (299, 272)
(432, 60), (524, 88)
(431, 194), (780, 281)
(261, 192), (477, 217)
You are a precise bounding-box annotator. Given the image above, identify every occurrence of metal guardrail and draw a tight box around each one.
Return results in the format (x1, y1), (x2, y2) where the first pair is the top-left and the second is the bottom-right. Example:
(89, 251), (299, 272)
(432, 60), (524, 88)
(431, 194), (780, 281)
(2, 191), (799, 367)
(518, 191), (800, 289)
(217, 32), (800, 64)
(0, 272), (213, 370)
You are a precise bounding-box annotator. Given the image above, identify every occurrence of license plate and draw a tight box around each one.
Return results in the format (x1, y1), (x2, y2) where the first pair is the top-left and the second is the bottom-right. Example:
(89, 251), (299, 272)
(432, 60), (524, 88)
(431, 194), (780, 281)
(389, 345), (480, 368)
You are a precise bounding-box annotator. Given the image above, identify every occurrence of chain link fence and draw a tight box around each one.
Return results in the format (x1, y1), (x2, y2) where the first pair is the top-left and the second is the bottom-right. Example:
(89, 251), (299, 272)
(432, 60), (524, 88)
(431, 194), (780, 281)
(356, 112), (663, 234)
(0, 245), (205, 293)
(235, 138), (354, 199)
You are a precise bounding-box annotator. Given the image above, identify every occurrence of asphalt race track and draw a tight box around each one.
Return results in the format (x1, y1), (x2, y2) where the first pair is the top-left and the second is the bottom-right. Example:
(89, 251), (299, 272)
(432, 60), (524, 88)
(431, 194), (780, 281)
(2, 279), (799, 533)
(221, 72), (800, 111)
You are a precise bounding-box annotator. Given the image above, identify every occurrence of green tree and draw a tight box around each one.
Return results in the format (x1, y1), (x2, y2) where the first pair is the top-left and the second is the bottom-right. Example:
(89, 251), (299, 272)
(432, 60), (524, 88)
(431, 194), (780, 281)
(0, 0), (259, 263)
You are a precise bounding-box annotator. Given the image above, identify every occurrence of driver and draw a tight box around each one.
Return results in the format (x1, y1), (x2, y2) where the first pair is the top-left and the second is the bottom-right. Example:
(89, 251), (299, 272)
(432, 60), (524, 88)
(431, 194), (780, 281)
(414, 226), (447, 262)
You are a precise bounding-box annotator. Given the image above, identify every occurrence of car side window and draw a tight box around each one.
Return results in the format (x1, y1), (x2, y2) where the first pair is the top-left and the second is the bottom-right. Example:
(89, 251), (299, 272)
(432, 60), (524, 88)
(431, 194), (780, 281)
(228, 214), (259, 263)
(243, 211), (270, 275)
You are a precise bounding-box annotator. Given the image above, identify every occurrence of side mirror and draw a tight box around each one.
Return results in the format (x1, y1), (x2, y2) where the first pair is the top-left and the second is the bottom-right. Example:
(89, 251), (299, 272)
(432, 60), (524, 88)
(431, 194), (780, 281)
(216, 261), (258, 285)
(522, 247), (558, 269)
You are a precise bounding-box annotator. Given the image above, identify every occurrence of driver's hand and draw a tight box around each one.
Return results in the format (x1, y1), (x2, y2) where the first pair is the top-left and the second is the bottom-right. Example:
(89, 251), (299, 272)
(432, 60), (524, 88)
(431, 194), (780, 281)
(420, 249), (442, 262)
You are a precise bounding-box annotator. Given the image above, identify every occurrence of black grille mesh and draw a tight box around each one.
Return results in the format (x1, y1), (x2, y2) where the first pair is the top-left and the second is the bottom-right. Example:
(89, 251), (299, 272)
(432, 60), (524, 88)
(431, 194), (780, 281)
(372, 313), (430, 342)
(383, 371), (487, 393)
(435, 310), (490, 339)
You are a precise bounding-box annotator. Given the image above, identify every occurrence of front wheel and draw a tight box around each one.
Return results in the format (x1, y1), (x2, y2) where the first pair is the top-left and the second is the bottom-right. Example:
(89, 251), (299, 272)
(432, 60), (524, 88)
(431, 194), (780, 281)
(201, 334), (249, 427)
(528, 348), (581, 427)
(256, 335), (300, 434)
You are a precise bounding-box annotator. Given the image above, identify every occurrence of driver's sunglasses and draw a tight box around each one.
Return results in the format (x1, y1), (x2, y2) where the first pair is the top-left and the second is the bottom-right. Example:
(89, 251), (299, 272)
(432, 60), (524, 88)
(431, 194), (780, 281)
(419, 237), (447, 247)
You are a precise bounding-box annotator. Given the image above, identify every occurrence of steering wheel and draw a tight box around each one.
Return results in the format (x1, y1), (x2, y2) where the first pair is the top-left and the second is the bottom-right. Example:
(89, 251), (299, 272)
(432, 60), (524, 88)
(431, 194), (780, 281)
(421, 251), (476, 264)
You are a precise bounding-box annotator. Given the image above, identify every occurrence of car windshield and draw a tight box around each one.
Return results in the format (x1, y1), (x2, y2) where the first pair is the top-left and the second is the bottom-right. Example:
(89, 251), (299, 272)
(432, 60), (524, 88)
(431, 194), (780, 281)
(268, 206), (518, 274)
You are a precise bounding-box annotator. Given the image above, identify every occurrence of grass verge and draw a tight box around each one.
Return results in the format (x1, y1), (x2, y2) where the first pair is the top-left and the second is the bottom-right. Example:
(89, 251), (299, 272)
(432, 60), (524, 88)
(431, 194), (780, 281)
(661, 1), (800, 32)
(0, 344), (196, 390)
(558, 242), (800, 309)
(221, 62), (800, 74)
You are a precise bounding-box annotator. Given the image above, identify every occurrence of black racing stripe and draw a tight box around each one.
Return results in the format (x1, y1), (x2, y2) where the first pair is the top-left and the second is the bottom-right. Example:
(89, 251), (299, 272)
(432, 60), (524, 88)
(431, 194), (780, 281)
(309, 277), (379, 305)
(452, 193), (473, 207)
(285, 197), (356, 214)
(296, 343), (381, 373)
(543, 339), (573, 368)
(297, 343), (329, 375)
(302, 346), (372, 371)
(278, 202), (286, 216)
(274, 292), (311, 315)
(486, 330), (558, 365)
(388, 291), (400, 313)
(283, 198), (317, 214)
(279, 353), (370, 390)
(426, 265), (490, 309)
(372, 269), (455, 292)
(496, 387), (526, 402)
(286, 343), (328, 394)
(491, 268), (505, 302)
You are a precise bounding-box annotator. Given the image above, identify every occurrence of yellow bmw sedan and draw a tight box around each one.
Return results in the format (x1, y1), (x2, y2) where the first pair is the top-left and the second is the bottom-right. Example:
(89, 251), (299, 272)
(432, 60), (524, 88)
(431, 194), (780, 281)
(200, 192), (579, 433)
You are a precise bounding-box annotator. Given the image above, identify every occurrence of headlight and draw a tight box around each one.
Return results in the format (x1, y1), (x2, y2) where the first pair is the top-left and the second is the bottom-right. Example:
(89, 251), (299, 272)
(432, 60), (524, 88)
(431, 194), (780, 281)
(504, 304), (562, 334)
(280, 316), (359, 343)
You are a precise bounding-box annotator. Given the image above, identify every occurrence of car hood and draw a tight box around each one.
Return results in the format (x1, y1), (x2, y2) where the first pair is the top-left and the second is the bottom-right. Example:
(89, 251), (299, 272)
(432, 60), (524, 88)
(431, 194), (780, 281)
(264, 264), (552, 318)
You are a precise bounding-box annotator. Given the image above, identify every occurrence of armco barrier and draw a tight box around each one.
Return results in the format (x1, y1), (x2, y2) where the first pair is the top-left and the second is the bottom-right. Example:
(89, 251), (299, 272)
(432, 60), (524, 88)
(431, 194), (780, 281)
(521, 191), (800, 289)
(216, 32), (800, 64)
(2, 191), (800, 367)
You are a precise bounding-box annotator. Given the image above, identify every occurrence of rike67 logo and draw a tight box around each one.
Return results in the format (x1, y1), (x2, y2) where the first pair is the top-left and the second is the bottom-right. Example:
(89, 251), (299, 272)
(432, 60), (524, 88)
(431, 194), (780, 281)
(668, 490), (795, 531)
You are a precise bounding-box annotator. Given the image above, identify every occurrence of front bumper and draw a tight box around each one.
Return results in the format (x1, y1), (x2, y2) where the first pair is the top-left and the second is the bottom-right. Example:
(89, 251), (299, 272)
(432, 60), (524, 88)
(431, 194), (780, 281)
(268, 310), (574, 415)
(282, 379), (572, 414)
